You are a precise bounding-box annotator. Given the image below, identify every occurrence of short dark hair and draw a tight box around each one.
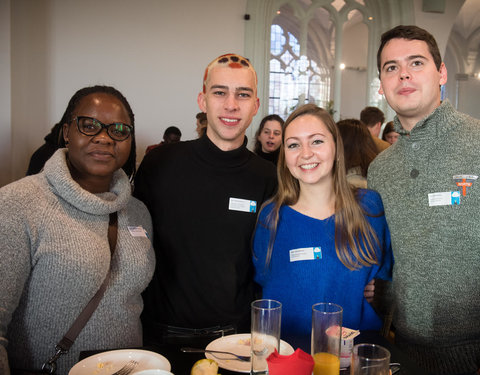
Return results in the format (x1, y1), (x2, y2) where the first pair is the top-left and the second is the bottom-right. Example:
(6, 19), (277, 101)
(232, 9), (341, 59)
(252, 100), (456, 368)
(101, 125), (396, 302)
(60, 85), (136, 180)
(377, 25), (442, 75)
(254, 114), (284, 154)
(164, 126), (182, 138)
(360, 106), (385, 127)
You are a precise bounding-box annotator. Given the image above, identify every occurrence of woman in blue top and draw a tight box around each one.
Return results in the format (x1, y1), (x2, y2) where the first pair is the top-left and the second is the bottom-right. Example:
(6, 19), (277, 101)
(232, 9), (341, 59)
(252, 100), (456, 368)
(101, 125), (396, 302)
(253, 104), (393, 349)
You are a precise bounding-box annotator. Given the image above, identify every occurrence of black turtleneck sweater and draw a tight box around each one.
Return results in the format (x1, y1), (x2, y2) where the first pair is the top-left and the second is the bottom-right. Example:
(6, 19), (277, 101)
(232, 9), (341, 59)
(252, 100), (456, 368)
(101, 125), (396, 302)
(134, 135), (277, 333)
(256, 148), (280, 166)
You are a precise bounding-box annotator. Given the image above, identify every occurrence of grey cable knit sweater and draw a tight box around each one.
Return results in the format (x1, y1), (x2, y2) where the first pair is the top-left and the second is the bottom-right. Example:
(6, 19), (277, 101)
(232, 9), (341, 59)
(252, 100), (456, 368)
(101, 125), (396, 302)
(368, 100), (480, 375)
(0, 149), (155, 375)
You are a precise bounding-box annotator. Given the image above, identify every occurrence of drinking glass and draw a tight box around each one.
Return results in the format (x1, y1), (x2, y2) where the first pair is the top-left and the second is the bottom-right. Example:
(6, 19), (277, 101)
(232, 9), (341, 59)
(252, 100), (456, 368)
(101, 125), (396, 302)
(350, 344), (390, 375)
(251, 299), (282, 375)
(311, 302), (343, 375)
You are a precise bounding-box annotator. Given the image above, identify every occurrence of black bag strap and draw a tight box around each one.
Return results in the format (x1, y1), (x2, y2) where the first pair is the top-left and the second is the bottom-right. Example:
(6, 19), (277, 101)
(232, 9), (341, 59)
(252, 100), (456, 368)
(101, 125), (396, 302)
(41, 212), (118, 374)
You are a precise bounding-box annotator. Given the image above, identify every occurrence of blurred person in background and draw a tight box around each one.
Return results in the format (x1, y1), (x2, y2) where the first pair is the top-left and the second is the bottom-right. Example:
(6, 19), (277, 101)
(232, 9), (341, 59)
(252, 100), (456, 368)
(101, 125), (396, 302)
(196, 112), (208, 138)
(337, 118), (379, 189)
(26, 123), (66, 176)
(253, 114), (284, 165)
(381, 121), (399, 145)
(360, 106), (390, 153)
(145, 126), (182, 154)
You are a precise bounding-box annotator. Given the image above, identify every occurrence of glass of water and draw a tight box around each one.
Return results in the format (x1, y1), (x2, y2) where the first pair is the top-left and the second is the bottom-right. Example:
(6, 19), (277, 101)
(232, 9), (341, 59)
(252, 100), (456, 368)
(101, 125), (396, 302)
(350, 344), (390, 375)
(251, 299), (282, 375)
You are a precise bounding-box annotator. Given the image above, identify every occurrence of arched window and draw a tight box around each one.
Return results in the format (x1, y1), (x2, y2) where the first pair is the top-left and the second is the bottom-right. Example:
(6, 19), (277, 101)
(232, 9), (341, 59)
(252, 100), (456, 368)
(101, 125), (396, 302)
(270, 23), (331, 117)
(269, 3), (333, 118)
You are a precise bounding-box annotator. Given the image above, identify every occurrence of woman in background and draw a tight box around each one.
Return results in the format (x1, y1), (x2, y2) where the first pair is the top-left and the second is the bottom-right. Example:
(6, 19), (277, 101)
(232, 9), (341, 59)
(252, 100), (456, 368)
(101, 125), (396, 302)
(0, 86), (155, 374)
(337, 118), (378, 188)
(253, 104), (393, 349)
(382, 121), (399, 145)
(254, 114), (284, 165)
(195, 112), (208, 138)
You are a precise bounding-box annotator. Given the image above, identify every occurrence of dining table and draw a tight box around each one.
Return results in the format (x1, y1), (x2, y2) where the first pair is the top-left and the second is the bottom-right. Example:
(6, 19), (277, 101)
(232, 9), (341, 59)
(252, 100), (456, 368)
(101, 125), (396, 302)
(79, 330), (428, 375)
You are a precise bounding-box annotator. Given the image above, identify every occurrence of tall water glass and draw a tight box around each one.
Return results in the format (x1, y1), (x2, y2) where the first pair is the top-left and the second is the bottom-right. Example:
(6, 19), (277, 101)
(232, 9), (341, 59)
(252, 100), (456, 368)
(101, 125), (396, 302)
(251, 299), (282, 375)
(311, 302), (343, 375)
(350, 344), (390, 375)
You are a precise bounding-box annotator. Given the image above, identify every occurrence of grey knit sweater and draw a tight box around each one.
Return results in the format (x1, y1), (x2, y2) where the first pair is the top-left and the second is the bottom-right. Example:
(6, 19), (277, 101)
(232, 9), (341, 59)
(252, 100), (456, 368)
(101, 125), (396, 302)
(0, 149), (155, 375)
(368, 100), (480, 375)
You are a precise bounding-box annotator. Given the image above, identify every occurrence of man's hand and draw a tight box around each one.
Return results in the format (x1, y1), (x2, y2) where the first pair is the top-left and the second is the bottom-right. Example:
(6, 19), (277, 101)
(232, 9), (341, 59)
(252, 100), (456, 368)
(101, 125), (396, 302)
(364, 279), (375, 303)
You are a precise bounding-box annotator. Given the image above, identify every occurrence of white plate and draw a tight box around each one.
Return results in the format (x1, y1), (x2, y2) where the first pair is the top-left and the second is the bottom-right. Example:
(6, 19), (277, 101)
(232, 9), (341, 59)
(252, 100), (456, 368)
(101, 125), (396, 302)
(133, 371), (173, 375)
(68, 349), (171, 375)
(205, 333), (294, 373)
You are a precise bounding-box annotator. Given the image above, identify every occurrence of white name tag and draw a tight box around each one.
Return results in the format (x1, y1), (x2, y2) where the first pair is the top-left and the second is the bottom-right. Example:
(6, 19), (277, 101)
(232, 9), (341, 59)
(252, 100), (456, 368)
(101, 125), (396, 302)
(428, 191), (461, 206)
(127, 226), (149, 238)
(289, 247), (322, 262)
(229, 197), (257, 213)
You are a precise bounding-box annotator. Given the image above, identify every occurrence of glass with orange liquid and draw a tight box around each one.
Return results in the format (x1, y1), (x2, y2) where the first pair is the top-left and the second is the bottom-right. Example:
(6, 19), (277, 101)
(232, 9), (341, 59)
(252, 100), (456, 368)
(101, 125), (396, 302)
(311, 303), (343, 375)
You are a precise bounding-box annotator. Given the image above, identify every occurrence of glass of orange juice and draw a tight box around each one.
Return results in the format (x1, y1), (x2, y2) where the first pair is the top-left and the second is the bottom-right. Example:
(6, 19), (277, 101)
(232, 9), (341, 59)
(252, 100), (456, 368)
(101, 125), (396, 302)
(311, 303), (342, 375)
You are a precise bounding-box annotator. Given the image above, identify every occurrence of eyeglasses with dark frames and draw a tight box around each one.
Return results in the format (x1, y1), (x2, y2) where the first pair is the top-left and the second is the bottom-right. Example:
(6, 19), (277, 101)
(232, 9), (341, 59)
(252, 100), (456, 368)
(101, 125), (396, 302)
(73, 116), (133, 141)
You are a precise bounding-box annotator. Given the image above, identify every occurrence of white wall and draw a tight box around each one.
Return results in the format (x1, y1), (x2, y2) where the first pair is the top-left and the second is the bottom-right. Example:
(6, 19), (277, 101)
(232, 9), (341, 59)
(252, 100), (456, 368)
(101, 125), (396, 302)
(339, 21), (369, 119)
(458, 78), (480, 119)
(377, 0), (470, 122)
(0, 0), (12, 186)
(6, 0), (248, 185)
(413, 0), (465, 58)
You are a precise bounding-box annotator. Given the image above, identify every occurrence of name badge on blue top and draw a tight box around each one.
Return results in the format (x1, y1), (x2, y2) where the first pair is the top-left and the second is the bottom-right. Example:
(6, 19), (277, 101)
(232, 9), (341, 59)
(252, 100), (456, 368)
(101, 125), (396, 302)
(289, 247), (322, 262)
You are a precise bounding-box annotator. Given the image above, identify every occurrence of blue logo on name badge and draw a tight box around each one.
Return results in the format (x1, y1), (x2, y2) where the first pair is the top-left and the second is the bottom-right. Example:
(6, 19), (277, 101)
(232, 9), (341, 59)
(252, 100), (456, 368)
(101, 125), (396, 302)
(451, 191), (460, 205)
(313, 247), (322, 259)
(250, 201), (257, 213)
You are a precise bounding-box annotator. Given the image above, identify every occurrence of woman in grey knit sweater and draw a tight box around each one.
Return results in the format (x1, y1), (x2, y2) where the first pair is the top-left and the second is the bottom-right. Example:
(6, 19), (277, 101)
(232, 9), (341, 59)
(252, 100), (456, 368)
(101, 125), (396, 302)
(0, 86), (155, 375)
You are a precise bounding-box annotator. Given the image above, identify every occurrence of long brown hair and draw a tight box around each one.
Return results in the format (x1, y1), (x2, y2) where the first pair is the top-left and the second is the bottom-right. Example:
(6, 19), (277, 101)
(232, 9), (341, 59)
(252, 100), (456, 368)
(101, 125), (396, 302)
(337, 118), (378, 177)
(260, 104), (379, 270)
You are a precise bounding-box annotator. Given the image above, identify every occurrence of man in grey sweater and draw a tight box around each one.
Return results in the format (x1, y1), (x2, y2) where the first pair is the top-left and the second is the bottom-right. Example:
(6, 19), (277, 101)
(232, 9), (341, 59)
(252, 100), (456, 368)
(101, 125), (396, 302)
(368, 25), (480, 375)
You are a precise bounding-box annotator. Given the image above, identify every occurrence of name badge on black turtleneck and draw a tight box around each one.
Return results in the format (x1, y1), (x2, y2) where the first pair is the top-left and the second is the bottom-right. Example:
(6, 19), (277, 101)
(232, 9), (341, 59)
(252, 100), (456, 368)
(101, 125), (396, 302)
(229, 197), (257, 213)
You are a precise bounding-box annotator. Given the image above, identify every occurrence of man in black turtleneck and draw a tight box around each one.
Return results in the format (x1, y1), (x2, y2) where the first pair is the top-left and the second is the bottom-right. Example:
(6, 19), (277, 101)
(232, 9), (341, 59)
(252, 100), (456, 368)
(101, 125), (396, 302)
(134, 54), (277, 355)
